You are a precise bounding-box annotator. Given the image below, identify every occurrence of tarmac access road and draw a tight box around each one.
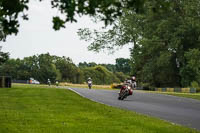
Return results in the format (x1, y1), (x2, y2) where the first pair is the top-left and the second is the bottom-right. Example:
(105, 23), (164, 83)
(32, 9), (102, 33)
(66, 87), (200, 130)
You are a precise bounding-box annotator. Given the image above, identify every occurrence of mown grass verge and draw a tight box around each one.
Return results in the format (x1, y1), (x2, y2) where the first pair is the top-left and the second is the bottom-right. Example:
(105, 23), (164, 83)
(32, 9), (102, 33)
(145, 91), (200, 101)
(59, 82), (112, 90)
(0, 85), (199, 133)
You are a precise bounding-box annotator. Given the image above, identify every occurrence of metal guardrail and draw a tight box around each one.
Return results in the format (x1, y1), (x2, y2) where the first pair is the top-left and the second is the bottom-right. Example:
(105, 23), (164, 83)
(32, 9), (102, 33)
(155, 88), (196, 93)
(12, 80), (30, 84)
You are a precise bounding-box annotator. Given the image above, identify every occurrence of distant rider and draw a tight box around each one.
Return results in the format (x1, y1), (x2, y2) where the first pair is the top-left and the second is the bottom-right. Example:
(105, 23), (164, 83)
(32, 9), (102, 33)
(56, 81), (59, 86)
(47, 78), (51, 86)
(87, 77), (92, 89)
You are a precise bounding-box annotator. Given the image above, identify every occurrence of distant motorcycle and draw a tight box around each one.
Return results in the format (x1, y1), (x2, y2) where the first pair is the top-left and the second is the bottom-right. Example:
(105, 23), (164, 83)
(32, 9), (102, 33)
(88, 80), (92, 89)
(118, 84), (133, 100)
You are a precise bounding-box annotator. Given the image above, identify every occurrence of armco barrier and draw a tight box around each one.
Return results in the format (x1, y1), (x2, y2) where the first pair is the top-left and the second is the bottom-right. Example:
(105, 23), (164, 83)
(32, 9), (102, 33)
(156, 88), (162, 91)
(174, 88), (181, 92)
(155, 88), (196, 93)
(190, 88), (196, 93)
(167, 88), (174, 92)
(182, 88), (190, 93)
(113, 86), (197, 93)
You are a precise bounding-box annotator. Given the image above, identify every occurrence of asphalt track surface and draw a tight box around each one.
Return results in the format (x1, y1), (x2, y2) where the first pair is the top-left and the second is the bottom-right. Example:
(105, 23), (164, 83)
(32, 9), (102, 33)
(67, 87), (200, 130)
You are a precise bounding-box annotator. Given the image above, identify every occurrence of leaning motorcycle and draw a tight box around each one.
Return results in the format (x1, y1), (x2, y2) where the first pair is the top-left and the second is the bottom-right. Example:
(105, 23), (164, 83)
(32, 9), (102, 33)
(118, 84), (133, 100)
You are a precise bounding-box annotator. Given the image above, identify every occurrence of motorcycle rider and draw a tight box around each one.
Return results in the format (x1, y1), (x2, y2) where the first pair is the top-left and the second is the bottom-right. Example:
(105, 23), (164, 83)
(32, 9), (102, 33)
(56, 80), (59, 86)
(131, 76), (137, 89)
(125, 78), (132, 92)
(118, 79), (133, 100)
(47, 78), (51, 86)
(87, 77), (92, 89)
(118, 76), (136, 99)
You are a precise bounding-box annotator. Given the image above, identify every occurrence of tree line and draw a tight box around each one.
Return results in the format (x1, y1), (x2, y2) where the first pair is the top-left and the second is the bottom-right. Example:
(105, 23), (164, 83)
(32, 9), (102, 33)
(0, 52), (130, 85)
(78, 0), (200, 88)
(1, 0), (200, 88)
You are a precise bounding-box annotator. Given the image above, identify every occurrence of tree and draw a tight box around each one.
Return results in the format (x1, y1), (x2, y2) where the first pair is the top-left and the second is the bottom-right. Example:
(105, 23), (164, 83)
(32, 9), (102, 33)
(55, 56), (83, 83)
(78, 0), (200, 87)
(0, 0), (171, 41)
(181, 49), (200, 86)
(79, 62), (97, 68)
(115, 58), (131, 74)
(78, 62), (89, 68)
(81, 65), (120, 85)
(0, 59), (15, 77)
(0, 46), (9, 65)
(29, 53), (58, 83)
(0, 0), (29, 41)
(0, 47), (10, 76)
(0, 58), (33, 80)
(114, 72), (128, 82)
(0, 53), (86, 84)
(100, 63), (116, 73)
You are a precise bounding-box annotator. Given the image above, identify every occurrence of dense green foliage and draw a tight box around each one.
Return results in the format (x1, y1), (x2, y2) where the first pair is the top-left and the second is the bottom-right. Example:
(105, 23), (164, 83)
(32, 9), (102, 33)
(2, 0), (199, 87)
(79, 58), (131, 75)
(0, 53), (129, 84)
(115, 58), (131, 75)
(131, 0), (200, 87)
(82, 65), (120, 85)
(78, 60), (130, 84)
(0, 85), (199, 133)
(0, 0), (173, 41)
(78, 0), (200, 88)
(0, 53), (81, 84)
(0, 46), (9, 65)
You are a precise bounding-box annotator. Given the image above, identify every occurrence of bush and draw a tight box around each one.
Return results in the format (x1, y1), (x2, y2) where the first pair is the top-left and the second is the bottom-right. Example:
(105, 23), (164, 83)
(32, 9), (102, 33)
(139, 82), (155, 91)
(114, 72), (128, 82)
(82, 66), (121, 85)
(140, 82), (150, 90)
(191, 81), (199, 88)
(149, 87), (155, 91)
(190, 81), (200, 93)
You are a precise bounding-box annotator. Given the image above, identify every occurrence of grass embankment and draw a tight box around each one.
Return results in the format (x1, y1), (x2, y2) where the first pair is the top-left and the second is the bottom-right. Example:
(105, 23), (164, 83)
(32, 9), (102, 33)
(59, 82), (112, 90)
(0, 85), (199, 133)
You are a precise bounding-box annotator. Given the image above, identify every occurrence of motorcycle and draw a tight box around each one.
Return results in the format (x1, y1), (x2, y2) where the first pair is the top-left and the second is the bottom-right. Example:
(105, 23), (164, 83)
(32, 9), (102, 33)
(88, 80), (92, 89)
(118, 84), (133, 100)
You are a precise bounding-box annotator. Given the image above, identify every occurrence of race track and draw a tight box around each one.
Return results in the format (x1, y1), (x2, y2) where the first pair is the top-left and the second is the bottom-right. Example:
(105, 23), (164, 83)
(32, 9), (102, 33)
(67, 87), (200, 130)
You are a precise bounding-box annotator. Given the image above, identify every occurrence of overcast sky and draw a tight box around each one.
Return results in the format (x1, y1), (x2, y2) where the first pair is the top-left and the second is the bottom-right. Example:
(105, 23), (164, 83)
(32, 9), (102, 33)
(0, 0), (131, 65)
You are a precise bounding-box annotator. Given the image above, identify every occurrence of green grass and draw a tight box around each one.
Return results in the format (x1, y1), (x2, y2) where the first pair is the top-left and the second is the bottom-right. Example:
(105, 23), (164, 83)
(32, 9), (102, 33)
(145, 91), (200, 101)
(0, 85), (199, 133)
